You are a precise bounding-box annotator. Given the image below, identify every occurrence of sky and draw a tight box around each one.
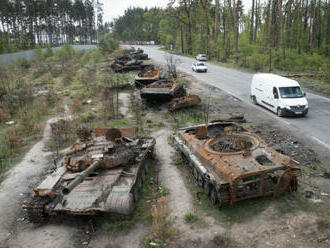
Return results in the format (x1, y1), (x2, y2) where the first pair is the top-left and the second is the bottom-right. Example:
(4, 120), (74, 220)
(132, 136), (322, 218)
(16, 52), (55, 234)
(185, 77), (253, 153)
(101, 0), (253, 23)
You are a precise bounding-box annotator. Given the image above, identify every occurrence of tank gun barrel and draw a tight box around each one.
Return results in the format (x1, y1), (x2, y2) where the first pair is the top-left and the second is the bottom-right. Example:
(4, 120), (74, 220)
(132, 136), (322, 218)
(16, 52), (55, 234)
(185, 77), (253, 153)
(62, 159), (102, 195)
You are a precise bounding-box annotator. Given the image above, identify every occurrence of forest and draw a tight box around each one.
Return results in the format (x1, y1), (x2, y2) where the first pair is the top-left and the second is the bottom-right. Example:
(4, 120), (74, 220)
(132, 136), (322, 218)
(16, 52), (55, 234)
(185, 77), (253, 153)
(0, 0), (106, 53)
(113, 0), (330, 80)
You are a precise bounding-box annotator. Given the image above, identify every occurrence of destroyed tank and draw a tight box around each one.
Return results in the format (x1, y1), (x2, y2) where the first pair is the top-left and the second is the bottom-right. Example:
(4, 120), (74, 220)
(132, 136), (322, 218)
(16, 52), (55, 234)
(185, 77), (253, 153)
(135, 67), (165, 88)
(24, 127), (155, 222)
(173, 121), (301, 206)
(111, 56), (150, 73)
(140, 79), (186, 102)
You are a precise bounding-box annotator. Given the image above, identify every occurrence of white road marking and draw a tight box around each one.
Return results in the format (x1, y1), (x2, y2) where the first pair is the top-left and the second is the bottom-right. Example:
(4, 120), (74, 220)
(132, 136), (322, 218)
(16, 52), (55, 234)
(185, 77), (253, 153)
(311, 136), (330, 150)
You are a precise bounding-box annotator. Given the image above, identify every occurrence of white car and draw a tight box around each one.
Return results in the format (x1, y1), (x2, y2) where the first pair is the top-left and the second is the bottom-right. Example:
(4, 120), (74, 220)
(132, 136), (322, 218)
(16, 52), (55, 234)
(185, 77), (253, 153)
(192, 62), (207, 73)
(250, 73), (308, 117)
(196, 54), (207, 61)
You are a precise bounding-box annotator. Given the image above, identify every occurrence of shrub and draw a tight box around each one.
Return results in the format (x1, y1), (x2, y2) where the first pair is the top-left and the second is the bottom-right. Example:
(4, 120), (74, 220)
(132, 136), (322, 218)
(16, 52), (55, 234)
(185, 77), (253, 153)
(43, 44), (53, 59)
(32, 63), (47, 79)
(5, 127), (22, 149)
(99, 33), (119, 54)
(16, 57), (31, 69)
(184, 211), (199, 223)
(80, 111), (96, 123)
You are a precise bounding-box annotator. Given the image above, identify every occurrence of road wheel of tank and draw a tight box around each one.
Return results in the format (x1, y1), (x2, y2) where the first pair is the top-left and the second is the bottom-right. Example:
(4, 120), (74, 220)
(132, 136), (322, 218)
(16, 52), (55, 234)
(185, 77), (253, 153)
(133, 187), (139, 202)
(203, 182), (211, 196)
(25, 197), (50, 223)
(210, 188), (218, 205)
(193, 168), (199, 181)
(141, 167), (146, 182)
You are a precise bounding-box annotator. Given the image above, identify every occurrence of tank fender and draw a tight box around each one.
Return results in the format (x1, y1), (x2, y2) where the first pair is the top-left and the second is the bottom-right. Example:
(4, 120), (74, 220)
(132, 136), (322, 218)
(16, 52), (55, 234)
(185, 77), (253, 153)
(173, 135), (217, 186)
(105, 186), (134, 215)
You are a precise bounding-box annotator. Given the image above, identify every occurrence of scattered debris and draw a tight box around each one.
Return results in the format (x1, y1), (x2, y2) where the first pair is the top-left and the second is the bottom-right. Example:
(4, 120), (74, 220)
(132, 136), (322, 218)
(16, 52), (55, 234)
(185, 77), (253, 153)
(5, 121), (16, 125)
(173, 121), (301, 206)
(304, 189), (314, 198)
(23, 127), (155, 222)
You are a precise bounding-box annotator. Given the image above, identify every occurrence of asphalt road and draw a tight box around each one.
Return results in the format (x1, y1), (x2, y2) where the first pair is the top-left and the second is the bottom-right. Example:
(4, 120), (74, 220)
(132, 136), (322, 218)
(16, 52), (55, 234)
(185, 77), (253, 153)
(137, 45), (330, 150)
(0, 45), (96, 65)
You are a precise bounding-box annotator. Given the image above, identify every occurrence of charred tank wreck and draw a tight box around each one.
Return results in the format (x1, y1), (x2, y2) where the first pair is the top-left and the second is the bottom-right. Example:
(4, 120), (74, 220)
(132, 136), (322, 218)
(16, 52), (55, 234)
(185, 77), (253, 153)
(24, 127), (155, 222)
(172, 121), (301, 206)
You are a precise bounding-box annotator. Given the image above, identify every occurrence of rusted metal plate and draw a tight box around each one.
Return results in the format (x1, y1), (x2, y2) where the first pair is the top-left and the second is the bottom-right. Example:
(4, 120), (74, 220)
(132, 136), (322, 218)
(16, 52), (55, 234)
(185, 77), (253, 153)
(95, 127), (137, 138)
(35, 166), (67, 197)
(168, 95), (201, 111)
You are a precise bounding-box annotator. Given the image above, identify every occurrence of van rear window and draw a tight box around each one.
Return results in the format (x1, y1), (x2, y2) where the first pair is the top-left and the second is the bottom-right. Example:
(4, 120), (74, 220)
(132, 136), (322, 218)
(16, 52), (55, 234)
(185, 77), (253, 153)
(279, 87), (304, 98)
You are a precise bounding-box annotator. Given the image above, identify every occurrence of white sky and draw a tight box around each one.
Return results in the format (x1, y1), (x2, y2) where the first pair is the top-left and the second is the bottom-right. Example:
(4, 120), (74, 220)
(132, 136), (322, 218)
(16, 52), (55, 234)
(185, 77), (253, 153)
(101, 0), (254, 23)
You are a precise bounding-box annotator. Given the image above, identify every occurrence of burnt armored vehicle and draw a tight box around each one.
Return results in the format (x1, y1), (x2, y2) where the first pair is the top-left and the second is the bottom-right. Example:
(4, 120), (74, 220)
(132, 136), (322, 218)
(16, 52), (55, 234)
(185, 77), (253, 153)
(24, 127), (155, 222)
(135, 67), (165, 88)
(111, 55), (150, 73)
(140, 79), (186, 102)
(173, 121), (301, 206)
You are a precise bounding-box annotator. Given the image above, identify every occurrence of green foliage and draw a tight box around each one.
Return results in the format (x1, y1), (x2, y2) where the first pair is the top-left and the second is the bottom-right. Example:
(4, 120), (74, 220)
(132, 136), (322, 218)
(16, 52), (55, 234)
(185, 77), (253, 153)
(184, 211), (199, 223)
(55, 44), (75, 66)
(102, 220), (135, 232)
(99, 33), (119, 54)
(43, 44), (54, 59)
(16, 57), (32, 69)
(80, 111), (97, 123)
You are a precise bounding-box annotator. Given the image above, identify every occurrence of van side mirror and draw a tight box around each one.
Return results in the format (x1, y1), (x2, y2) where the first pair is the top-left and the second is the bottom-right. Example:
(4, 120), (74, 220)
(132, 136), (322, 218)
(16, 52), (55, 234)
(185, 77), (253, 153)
(304, 92), (306, 96)
(273, 92), (279, 99)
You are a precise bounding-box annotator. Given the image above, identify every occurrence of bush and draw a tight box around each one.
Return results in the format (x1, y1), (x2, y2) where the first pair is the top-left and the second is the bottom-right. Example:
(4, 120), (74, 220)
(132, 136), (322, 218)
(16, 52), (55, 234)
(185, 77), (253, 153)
(80, 111), (96, 123)
(43, 44), (54, 59)
(184, 211), (199, 223)
(32, 63), (47, 79)
(56, 44), (75, 67)
(99, 33), (119, 54)
(16, 57), (31, 69)
(5, 127), (22, 149)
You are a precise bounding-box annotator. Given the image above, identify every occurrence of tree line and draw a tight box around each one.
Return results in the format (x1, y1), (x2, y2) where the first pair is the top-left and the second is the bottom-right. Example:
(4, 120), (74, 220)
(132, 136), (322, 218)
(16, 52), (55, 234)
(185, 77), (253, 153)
(112, 0), (330, 78)
(0, 0), (105, 53)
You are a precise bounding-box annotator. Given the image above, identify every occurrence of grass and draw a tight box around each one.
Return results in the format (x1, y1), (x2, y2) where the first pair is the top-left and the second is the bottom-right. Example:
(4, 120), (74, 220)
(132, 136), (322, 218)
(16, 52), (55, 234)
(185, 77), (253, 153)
(166, 105), (206, 129)
(102, 220), (135, 232)
(184, 211), (199, 223)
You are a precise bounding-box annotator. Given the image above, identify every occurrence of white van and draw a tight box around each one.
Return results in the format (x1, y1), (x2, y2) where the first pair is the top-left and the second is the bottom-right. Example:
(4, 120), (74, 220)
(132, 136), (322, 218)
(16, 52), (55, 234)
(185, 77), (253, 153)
(250, 73), (308, 117)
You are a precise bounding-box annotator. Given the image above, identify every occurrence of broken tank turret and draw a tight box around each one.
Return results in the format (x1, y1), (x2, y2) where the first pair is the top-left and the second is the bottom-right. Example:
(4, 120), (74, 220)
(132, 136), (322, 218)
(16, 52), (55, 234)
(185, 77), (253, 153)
(24, 127), (155, 222)
(173, 121), (301, 206)
(140, 79), (186, 102)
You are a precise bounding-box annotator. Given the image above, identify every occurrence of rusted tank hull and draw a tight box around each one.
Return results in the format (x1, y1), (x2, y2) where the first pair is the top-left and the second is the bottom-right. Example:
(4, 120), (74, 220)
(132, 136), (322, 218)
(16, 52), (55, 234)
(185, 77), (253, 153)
(172, 121), (301, 207)
(168, 95), (201, 111)
(140, 80), (186, 102)
(135, 69), (161, 88)
(24, 127), (156, 222)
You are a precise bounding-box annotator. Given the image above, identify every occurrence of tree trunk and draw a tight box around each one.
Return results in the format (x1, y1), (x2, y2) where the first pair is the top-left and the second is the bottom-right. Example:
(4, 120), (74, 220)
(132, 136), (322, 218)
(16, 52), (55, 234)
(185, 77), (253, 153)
(250, 0), (255, 44)
(214, 0), (220, 50)
(180, 25), (184, 54)
(326, 0), (330, 56)
(254, 0), (259, 43)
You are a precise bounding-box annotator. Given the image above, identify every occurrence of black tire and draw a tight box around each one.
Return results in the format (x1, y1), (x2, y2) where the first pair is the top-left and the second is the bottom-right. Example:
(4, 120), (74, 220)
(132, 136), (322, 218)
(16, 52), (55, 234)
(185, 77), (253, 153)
(277, 108), (283, 117)
(251, 95), (257, 105)
(302, 109), (308, 117)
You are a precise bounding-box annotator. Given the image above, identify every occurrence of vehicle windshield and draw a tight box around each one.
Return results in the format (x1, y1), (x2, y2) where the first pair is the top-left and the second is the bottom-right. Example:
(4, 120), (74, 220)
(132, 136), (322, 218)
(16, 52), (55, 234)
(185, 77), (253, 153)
(197, 63), (205, 66)
(279, 86), (304, 98)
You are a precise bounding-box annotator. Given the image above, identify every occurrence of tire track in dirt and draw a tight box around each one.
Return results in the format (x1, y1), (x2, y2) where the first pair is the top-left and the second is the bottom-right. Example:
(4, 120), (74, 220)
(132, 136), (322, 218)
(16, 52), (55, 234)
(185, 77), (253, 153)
(153, 128), (226, 247)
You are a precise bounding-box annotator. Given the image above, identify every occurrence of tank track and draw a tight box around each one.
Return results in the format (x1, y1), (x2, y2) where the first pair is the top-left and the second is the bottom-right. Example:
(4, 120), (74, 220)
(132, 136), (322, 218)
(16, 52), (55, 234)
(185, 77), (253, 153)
(24, 196), (50, 223)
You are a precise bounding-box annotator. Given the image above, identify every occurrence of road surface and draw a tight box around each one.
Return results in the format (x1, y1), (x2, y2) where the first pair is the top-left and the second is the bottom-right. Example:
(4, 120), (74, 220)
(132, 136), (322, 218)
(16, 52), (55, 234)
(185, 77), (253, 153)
(138, 45), (330, 150)
(0, 45), (96, 65)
